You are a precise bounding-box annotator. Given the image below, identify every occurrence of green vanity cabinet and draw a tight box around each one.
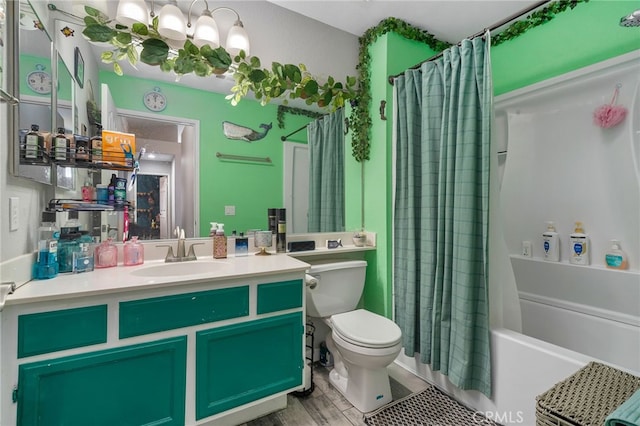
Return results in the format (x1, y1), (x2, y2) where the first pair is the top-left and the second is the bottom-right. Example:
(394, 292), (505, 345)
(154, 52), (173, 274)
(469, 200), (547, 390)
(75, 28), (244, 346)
(16, 336), (187, 426)
(4, 270), (307, 426)
(195, 312), (303, 419)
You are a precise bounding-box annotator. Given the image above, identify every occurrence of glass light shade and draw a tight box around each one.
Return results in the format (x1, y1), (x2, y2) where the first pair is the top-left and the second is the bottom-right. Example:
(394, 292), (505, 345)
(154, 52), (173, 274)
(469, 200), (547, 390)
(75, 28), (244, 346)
(116, 0), (149, 27)
(158, 4), (187, 41)
(165, 37), (186, 50)
(193, 13), (220, 48)
(226, 23), (250, 56)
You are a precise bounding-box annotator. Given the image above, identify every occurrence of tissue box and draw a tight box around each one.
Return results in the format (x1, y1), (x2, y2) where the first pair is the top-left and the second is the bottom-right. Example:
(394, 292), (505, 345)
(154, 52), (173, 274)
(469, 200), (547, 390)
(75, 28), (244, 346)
(101, 130), (136, 168)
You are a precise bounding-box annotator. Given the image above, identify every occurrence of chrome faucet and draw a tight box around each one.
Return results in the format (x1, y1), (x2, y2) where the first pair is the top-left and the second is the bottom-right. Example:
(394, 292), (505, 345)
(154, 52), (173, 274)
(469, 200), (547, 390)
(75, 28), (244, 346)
(157, 226), (204, 262)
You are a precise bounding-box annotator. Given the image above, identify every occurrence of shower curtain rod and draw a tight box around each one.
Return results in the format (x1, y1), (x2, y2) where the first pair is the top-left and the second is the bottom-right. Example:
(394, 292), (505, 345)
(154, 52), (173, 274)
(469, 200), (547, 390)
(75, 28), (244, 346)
(281, 124), (308, 141)
(388, 0), (550, 84)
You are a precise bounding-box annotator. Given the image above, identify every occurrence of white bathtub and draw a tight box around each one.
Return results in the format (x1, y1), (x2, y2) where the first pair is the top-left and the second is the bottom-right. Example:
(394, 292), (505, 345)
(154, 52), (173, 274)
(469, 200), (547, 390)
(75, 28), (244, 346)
(395, 328), (594, 425)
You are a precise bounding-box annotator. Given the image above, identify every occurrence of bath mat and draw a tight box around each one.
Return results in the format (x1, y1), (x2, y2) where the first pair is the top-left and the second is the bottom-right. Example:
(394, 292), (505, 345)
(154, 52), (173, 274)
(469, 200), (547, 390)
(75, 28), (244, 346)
(364, 385), (499, 426)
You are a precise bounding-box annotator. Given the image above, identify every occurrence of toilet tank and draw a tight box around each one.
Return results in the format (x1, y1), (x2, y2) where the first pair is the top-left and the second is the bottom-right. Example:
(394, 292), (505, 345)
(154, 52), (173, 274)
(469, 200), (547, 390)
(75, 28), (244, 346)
(305, 259), (367, 317)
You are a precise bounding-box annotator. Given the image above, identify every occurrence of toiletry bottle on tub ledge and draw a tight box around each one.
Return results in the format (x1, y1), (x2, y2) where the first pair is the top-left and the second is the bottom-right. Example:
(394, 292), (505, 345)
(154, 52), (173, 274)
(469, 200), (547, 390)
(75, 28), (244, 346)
(569, 222), (589, 265)
(605, 240), (628, 270)
(542, 221), (559, 262)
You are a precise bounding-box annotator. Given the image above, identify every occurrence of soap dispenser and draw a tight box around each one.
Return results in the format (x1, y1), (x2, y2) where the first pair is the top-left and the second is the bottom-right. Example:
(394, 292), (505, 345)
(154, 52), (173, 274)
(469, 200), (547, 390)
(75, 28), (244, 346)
(213, 223), (227, 259)
(605, 240), (628, 270)
(569, 222), (589, 265)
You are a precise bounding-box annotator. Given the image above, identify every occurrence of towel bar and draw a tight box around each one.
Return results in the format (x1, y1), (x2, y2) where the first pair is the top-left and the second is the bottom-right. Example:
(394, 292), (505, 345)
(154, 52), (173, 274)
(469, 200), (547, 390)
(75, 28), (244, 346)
(216, 152), (272, 163)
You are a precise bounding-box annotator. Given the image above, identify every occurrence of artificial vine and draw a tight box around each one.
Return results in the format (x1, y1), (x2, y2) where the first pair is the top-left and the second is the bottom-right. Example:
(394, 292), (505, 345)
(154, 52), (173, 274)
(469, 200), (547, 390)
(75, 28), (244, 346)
(491, 0), (589, 46)
(80, 6), (357, 112)
(80, 1), (591, 163)
(277, 105), (323, 129)
(350, 18), (450, 162)
(350, 1), (590, 162)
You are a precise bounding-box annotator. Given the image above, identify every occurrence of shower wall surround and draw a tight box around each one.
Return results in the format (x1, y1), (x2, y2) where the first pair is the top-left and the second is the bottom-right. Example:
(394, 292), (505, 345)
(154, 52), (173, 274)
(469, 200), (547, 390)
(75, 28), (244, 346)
(496, 51), (640, 372)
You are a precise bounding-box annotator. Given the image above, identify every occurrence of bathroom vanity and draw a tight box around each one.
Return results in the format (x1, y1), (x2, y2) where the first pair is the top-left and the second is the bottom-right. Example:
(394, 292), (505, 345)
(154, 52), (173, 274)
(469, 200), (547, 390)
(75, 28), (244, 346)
(0, 255), (309, 426)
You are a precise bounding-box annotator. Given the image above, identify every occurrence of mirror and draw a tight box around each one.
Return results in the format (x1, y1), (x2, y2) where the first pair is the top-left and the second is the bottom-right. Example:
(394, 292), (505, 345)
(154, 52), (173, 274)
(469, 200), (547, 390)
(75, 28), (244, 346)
(14, 0), (54, 185)
(0, 0), (8, 101)
(25, 0), (348, 242)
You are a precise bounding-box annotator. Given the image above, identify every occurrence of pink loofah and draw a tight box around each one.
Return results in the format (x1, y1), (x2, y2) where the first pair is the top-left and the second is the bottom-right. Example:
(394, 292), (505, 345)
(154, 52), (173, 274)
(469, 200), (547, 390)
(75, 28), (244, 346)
(594, 84), (627, 128)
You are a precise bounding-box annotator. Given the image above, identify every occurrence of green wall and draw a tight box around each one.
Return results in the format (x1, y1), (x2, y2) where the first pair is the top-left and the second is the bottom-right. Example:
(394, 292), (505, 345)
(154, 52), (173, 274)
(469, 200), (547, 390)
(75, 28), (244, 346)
(100, 72), (313, 236)
(21, 54), (72, 102)
(492, 0), (640, 95)
(362, 0), (639, 318)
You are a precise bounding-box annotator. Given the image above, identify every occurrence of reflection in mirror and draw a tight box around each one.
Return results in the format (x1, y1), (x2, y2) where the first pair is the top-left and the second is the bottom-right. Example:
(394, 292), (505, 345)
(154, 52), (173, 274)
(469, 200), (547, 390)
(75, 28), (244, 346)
(15, 0), (53, 185)
(55, 52), (75, 190)
(95, 112), (197, 243)
(0, 0), (7, 99)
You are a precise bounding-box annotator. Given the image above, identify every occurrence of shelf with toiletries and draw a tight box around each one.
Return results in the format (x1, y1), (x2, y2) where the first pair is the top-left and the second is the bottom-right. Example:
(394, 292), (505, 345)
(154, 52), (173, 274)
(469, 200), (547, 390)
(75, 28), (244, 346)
(19, 127), (137, 172)
(47, 198), (135, 212)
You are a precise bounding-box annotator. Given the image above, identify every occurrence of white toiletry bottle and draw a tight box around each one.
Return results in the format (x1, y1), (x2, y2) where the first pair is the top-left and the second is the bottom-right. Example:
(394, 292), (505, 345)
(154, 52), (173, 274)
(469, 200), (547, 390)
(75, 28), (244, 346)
(542, 221), (559, 262)
(569, 221), (589, 265)
(605, 240), (628, 270)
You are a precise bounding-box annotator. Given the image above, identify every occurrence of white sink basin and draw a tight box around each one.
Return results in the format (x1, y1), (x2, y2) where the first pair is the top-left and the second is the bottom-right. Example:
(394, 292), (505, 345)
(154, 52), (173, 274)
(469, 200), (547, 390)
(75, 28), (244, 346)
(131, 261), (229, 277)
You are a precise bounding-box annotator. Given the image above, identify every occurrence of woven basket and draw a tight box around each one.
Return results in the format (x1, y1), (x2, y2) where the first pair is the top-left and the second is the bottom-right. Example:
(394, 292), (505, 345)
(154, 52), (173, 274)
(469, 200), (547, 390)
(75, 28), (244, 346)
(536, 362), (640, 426)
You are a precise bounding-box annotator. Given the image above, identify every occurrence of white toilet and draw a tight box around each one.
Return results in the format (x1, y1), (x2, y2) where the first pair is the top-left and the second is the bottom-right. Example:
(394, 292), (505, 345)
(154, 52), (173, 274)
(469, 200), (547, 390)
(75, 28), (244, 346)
(305, 259), (402, 413)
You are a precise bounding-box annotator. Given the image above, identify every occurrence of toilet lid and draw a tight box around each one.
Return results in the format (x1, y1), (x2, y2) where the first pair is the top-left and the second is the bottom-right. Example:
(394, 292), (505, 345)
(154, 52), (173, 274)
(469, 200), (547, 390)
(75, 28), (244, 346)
(331, 309), (402, 348)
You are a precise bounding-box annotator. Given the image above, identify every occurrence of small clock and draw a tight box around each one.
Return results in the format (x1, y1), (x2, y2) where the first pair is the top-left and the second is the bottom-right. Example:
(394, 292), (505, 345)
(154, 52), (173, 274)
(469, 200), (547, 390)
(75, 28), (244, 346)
(26, 64), (51, 95)
(143, 87), (167, 112)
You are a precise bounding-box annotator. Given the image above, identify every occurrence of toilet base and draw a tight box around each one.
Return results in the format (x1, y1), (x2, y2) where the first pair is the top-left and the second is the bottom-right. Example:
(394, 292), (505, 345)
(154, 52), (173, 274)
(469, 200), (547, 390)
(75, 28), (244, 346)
(328, 364), (393, 413)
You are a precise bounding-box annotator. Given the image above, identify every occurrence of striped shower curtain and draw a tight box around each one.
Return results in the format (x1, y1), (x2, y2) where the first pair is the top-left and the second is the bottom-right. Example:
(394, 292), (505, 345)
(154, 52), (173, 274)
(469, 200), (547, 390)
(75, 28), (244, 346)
(308, 108), (345, 233)
(393, 37), (492, 396)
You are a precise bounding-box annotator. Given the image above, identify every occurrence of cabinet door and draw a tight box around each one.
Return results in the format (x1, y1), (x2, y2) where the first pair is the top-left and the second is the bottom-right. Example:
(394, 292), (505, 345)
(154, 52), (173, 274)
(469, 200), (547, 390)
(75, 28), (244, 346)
(17, 336), (187, 426)
(195, 312), (303, 419)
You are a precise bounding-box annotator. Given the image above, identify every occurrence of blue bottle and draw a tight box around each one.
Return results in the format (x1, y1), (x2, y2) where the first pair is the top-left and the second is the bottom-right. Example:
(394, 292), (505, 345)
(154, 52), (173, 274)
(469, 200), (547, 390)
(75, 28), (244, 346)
(33, 211), (60, 279)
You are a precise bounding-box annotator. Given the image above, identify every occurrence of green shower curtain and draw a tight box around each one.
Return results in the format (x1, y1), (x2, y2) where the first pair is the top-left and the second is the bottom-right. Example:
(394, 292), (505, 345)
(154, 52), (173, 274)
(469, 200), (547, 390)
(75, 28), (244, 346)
(393, 37), (492, 396)
(308, 108), (345, 232)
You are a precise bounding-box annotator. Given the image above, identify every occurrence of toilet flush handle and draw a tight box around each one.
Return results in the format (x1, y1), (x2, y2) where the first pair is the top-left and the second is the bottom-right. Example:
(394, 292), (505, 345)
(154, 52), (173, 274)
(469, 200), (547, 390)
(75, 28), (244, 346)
(305, 274), (318, 290)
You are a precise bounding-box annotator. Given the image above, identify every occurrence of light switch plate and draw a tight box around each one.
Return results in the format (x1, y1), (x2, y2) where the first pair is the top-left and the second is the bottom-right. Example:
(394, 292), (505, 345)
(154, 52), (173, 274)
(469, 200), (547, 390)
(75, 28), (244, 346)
(225, 205), (236, 216)
(9, 197), (19, 231)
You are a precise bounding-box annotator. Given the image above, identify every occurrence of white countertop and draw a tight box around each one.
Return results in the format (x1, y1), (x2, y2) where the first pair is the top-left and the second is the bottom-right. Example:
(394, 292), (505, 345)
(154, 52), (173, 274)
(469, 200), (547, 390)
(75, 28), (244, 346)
(7, 254), (310, 306)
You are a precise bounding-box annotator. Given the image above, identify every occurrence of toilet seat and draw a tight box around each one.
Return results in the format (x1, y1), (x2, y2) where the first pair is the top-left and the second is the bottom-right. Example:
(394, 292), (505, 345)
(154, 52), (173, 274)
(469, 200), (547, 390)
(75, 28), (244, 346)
(331, 309), (402, 349)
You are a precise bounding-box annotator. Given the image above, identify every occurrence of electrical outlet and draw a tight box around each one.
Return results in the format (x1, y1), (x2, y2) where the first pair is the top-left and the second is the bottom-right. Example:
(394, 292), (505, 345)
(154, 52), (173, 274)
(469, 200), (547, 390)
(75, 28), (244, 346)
(522, 240), (532, 258)
(225, 205), (236, 216)
(9, 197), (19, 231)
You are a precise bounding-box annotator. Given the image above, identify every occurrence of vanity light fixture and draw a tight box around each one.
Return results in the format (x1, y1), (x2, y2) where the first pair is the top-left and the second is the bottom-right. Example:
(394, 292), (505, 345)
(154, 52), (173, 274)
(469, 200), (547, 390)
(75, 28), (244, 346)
(115, 0), (250, 54)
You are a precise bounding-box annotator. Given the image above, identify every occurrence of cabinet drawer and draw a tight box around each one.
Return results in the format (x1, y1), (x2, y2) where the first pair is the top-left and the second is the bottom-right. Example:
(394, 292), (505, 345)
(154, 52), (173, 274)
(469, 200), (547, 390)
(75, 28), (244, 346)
(18, 305), (107, 358)
(17, 336), (187, 426)
(257, 279), (303, 314)
(120, 286), (249, 338)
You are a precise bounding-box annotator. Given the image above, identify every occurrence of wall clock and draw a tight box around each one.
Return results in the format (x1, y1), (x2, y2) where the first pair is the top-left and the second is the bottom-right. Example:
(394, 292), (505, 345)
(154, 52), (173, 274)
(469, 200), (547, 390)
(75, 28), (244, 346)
(26, 64), (51, 95)
(143, 87), (167, 112)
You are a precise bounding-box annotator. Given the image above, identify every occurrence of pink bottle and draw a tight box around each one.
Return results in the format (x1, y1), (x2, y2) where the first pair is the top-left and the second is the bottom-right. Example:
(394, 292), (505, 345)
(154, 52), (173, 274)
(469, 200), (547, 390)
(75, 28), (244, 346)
(124, 236), (144, 266)
(95, 239), (118, 268)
